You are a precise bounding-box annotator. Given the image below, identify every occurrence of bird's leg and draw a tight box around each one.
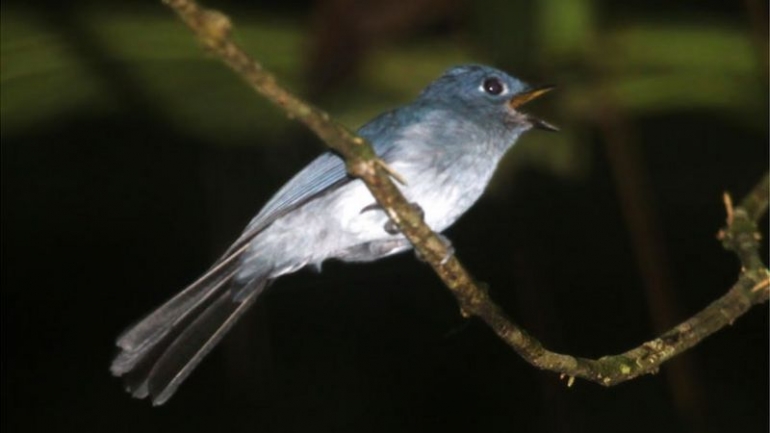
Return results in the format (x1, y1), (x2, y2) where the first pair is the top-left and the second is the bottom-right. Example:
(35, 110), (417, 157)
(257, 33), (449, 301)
(360, 202), (453, 263)
(390, 206), (455, 264)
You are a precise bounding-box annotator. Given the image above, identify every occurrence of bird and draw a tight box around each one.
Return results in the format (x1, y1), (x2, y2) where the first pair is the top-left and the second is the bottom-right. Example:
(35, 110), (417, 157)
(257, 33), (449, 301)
(110, 64), (556, 405)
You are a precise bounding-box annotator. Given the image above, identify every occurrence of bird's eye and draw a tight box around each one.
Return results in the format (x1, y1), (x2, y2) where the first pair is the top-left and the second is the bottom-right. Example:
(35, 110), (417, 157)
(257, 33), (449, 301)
(482, 77), (504, 95)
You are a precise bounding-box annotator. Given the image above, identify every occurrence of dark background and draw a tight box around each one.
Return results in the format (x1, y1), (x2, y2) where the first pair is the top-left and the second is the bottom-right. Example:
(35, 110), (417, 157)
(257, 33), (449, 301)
(2, 1), (768, 432)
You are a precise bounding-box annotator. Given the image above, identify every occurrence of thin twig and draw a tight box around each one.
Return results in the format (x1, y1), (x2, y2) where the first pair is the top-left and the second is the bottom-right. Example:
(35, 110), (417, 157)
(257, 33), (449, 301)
(723, 192), (735, 226)
(163, 0), (770, 388)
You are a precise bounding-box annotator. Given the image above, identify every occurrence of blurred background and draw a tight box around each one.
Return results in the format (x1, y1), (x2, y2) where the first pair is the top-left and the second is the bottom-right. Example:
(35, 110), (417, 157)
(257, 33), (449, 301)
(1, 0), (767, 432)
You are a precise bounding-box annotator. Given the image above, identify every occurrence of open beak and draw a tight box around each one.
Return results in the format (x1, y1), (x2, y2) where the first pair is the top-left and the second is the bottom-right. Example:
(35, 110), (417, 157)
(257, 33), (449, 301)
(509, 85), (558, 131)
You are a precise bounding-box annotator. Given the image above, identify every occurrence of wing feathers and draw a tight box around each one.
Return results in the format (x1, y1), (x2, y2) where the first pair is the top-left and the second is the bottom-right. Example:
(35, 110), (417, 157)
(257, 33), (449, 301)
(112, 109), (410, 403)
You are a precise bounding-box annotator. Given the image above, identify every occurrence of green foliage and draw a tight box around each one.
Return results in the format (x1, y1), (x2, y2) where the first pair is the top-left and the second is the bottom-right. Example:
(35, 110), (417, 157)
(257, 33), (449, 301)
(2, 2), (764, 160)
(1, 7), (305, 144)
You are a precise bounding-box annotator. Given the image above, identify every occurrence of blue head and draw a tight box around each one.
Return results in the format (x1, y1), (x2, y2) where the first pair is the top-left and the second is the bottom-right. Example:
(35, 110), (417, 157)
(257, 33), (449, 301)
(417, 64), (556, 133)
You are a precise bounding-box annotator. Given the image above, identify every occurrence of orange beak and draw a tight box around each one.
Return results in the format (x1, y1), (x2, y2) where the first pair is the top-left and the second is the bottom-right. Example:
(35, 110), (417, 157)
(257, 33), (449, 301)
(508, 84), (555, 110)
(509, 85), (558, 131)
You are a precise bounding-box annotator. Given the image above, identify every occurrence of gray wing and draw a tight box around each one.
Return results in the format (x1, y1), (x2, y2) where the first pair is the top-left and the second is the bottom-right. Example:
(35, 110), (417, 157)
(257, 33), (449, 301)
(220, 110), (403, 259)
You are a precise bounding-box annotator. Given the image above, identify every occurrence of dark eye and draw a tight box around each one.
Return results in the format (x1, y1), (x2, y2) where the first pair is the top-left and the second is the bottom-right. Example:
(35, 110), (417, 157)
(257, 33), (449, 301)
(483, 77), (504, 95)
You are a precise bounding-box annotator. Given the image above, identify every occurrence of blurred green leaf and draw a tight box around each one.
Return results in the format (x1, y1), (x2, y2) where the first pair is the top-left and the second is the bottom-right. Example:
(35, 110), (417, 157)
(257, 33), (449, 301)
(537, 0), (595, 59)
(537, 19), (763, 128)
(600, 25), (756, 75)
(1, 9), (114, 131)
(1, 7), (307, 143)
(564, 72), (761, 126)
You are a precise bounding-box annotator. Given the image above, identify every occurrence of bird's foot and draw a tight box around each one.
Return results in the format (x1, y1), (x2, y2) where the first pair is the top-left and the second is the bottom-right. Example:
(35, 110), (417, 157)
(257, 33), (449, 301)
(414, 233), (455, 265)
(383, 202), (424, 235)
(438, 234), (456, 264)
(360, 201), (425, 235)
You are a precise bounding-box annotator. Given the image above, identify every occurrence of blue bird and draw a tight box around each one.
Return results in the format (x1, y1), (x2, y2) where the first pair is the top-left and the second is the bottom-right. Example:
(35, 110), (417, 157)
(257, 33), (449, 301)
(111, 64), (555, 405)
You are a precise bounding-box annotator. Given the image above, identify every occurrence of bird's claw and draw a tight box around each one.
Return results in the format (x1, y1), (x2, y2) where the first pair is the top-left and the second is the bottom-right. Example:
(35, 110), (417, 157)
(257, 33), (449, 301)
(384, 202), (425, 234)
(362, 202), (425, 235)
(360, 203), (381, 214)
(437, 233), (455, 264)
(384, 220), (399, 235)
(361, 202), (452, 263)
(415, 233), (454, 265)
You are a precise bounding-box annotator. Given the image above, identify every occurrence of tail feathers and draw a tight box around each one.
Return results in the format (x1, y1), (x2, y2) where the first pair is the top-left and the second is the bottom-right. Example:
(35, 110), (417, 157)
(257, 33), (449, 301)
(111, 262), (237, 377)
(142, 285), (263, 405)
(111, 256), (271, 405)
(113, 250), (244, 373)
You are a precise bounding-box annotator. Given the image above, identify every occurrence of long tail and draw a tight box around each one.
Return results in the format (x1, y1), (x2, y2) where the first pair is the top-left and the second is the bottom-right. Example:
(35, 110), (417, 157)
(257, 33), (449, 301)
(110, 248), (271, 406)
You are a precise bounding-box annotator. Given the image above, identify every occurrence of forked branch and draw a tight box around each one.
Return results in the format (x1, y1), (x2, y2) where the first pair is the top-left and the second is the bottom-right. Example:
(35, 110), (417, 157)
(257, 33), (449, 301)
(163, 0), (770, 387)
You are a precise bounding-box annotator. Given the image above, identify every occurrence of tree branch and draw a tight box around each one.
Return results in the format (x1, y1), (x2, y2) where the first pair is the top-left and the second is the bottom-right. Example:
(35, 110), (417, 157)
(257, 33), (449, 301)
(162, 0), (770, 387)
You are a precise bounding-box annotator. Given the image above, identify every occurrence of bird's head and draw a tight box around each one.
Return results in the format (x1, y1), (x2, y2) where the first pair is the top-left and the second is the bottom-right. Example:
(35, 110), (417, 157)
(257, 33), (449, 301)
(418, 64), (557, 132)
